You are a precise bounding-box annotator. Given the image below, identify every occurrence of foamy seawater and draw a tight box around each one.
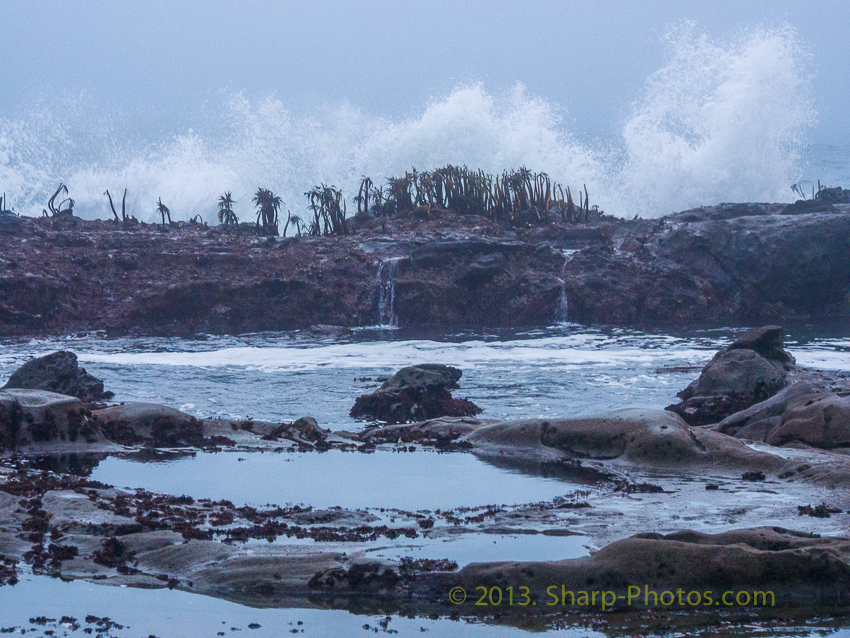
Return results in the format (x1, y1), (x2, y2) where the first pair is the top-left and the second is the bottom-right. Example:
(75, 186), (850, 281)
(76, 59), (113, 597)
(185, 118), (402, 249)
(0, 24), (826, 221)
(1, 324), (847, 427)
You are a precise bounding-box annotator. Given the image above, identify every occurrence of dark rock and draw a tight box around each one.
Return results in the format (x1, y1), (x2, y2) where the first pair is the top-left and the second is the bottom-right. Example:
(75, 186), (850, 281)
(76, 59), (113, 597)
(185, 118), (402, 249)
(666, 328), (795, 426)
(815, 187), (850, 205)
(2, 351), (113, 403)
(350, 365), (482, 424)
(92, 403), (204, 447)
(0, 211), (23, 234)
(266, 416), (328, 445)
(454, 253), (508, 287)
(782, 199), (838, 215)
(727, 325), (796, 369)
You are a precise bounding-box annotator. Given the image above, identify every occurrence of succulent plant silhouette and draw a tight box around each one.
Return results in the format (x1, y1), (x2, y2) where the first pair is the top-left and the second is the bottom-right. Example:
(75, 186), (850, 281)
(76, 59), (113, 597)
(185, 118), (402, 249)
(105, 188), (128, 223)
(217, 192), (238, 226)
(253, 187), (281, 235)
(44, 183), (74, 217)
(156, 198), (172, 226)
(305, 184), (347, 236)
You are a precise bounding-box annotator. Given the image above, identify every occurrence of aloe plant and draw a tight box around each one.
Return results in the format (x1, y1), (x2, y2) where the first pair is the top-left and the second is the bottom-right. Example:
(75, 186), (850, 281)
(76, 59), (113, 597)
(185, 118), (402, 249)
(156, 198), (172, 226)
(217, 192), (238, 226)
(253, 187), (282, 235)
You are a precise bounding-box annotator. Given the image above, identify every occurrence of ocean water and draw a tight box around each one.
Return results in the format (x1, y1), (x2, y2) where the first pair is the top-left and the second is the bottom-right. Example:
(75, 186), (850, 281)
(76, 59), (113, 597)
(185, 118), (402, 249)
(1, 324), (847, 428)
(1, 25), (842, 223)
(2, 324), (850, 635)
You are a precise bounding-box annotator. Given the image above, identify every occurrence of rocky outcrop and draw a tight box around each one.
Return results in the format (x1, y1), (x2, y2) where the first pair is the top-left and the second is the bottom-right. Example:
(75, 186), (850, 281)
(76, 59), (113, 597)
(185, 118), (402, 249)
(420, 527), (850, 608)
(463, 409), (786, 474)
(0, 207), (847, 337)
(2, 351), (112, 403)
(350, 365), (482, 424)
(91, 403), (204, 447)
(666, 326), (795, 426)
(0, 389), (105, 451)
(715, 383), (850, 450)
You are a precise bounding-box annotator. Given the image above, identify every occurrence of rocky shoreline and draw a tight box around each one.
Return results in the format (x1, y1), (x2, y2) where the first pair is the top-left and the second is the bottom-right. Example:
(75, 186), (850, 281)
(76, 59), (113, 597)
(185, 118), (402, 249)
(1, 200), (848, 337)
(2, 332), (850, 631)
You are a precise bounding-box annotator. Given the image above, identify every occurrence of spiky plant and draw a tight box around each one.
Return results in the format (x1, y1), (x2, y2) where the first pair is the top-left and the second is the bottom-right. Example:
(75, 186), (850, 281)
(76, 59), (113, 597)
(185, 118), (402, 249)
(217, 192), (238, 226)
(156, 198), (172, 226)
(253, 187), (282, 235)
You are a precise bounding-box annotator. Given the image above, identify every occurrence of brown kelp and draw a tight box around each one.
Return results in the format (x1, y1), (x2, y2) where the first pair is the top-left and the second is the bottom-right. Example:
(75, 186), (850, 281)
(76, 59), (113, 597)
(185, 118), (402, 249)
(104, 188), (128, 223)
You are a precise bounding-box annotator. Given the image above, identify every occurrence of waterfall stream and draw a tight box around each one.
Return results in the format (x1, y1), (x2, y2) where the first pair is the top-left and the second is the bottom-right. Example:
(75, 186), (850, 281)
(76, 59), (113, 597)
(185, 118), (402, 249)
(376, 258), (401, 328)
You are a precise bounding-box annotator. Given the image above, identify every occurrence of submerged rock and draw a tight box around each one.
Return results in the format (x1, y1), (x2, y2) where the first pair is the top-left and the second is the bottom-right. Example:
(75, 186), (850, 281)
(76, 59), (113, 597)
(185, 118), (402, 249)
(350, 365), (481, 424)
(666, 326), (794, 426)
(2, 351), (113, 403)
(91, 403), (203, 447)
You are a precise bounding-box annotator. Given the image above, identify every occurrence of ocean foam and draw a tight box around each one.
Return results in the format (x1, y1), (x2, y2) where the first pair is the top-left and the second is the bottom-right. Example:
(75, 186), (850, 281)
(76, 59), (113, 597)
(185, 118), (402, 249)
(0, 24), (814, 220)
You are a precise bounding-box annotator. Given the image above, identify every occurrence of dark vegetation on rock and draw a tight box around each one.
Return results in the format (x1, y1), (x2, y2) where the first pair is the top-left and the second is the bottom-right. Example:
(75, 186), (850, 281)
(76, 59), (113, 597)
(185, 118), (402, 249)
(91, 404), (205, 447)
(350, 365), (482, 424)
(0, 185), (848, 336)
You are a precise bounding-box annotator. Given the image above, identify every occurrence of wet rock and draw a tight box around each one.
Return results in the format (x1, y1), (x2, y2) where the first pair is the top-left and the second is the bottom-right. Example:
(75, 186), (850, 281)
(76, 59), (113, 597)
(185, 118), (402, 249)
(782, 199), (838, 215)
(0, 389), (103, 450)
(306, 324), (353, 337)
(92, 403), (204, 447)
(765, 393), (850, 449)
(350, 365), (482, 424)
(359, 416), (496, 445)
(666, 327), (794, 426)
(815, 186), (850, 205)
(464, 409), (786, 472)
(2, 351), (113, 403)
(454, 253), (508, 287)
(714, 382), (850, 451)
(422, 527), (850, 608)
(727, 326), (796, 370)
(713, 382), (814, 440)
(266, 416), (329, 446)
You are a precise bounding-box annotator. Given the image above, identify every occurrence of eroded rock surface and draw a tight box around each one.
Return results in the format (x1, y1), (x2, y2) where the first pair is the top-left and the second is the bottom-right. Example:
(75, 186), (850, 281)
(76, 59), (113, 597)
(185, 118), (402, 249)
(667, 326), (795, 426)
(0, 389), (105, 451)
(91, 403), (204, 447)
(421, 527), (850, 608)
(464, 409), (788, 475)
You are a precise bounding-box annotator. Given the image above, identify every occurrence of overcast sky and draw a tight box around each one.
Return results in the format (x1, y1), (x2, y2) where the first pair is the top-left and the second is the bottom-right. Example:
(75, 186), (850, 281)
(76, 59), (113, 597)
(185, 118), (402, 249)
(1, 0), (848, 144)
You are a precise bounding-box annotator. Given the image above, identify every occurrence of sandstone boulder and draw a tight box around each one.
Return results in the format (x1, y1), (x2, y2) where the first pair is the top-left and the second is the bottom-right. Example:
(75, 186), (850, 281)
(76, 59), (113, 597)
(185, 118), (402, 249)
(464, 409), (785, 472)
(0, 389), (103, 450)
(2, 351), (112, 403)
(666, 327), (794, 425)
(765, 393), (850, 449)
(350, 365), (481, 424)
(92, 403), (203, 447)
(420, 527), (850, 608)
